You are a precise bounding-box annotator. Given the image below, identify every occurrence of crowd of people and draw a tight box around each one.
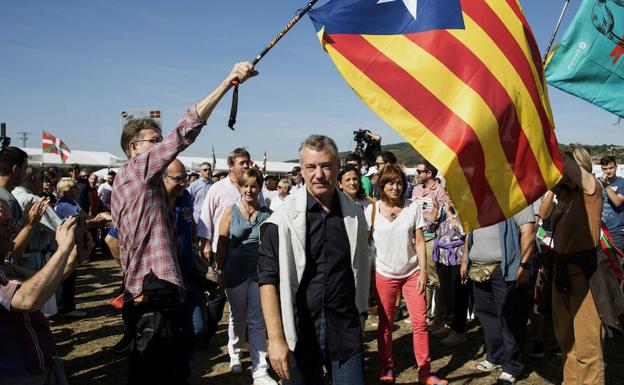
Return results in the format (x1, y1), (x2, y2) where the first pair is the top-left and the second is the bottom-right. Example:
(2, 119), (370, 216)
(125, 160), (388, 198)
(1, 62), (623, 385)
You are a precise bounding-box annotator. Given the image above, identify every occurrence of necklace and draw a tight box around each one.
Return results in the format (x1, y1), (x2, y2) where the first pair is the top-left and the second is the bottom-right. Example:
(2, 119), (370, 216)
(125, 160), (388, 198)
(383, 201), (402, 221)
(242, 202), (256, 222)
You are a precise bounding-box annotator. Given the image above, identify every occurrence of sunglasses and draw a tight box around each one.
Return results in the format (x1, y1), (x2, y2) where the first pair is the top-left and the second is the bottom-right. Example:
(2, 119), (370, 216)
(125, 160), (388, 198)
(201, 169), (211, 172)
(416, 169), (429, 174)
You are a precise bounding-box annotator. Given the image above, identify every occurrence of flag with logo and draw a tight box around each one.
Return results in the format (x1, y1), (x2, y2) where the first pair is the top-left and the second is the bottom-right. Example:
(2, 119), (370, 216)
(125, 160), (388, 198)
(42, 130), (71, 163)
(309, 0), (564, 230)
(545, 0), (624, 118)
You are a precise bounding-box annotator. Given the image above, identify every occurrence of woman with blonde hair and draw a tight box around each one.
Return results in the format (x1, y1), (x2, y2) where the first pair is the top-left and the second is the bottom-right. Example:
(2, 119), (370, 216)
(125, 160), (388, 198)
(216, 168), (276, 385)
(543, 145), (624, 384)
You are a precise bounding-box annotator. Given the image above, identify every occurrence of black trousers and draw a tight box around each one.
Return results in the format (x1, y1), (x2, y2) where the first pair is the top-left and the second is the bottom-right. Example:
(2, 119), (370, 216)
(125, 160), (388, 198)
(435, 262), (469, 333)
(127, 297), (189, 385)
(472, 266), (530, 377)
(204, 288), (226, 344)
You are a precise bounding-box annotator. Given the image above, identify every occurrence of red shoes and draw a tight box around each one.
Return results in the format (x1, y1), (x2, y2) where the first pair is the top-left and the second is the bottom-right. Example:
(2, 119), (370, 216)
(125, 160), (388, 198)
(379, 368), (397, 383)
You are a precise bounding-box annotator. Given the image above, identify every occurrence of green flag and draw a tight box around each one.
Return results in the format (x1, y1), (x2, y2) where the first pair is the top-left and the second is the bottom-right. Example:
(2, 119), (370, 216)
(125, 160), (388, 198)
(545, 0), (624, 118)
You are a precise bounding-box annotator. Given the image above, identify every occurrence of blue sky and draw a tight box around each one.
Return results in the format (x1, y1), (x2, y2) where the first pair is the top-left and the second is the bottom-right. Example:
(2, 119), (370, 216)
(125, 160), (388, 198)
(0, 0), (621, 161)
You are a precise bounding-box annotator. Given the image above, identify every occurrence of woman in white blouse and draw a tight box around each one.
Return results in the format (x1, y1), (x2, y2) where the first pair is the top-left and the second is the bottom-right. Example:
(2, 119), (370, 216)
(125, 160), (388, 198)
(365, 164), (447, 385)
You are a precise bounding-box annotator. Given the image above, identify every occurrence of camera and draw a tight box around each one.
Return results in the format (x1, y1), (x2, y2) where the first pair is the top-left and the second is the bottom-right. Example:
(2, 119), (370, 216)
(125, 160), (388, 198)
(352, 129), (380, 168)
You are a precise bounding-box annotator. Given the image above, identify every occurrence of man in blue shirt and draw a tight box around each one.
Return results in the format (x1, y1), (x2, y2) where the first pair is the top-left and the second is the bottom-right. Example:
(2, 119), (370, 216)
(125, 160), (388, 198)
(187, 161), (213, 223)
(599, 156), (624, 250)
(164, 160), (207, 361)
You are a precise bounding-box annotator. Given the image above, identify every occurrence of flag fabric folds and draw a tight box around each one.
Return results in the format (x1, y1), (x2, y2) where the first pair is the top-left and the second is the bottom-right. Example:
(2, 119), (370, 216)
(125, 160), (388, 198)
(309, 0), (564, 230)
(545, 0), (624, 118)
(42, 130), (71, 163)
(262, 151), (267, 176)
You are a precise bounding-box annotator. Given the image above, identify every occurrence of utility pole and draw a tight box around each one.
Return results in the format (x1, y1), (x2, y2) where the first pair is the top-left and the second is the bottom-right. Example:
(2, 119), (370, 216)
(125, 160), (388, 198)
(16, 132), (30, 148)
(0, 123), (10, 149)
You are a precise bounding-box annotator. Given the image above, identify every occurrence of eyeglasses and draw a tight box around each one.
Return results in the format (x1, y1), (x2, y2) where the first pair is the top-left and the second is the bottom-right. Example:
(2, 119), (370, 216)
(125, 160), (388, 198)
(416, 169), (429, 174)
(135, 136), (163, 144)
(166, 175), (187, 184)
(201, 169), (211, 172)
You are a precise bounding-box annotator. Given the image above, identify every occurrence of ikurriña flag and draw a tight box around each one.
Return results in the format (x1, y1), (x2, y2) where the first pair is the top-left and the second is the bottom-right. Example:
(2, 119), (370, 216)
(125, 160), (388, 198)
(309, 0), (564, 230)
(42, 130), (71, 163)
(545, 0), (624, 118)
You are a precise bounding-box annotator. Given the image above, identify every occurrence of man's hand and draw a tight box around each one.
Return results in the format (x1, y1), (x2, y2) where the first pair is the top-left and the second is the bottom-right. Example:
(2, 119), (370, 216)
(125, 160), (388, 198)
(56, 216), (77, 251)
(267, 337), (293, 380)
(23, 198), (49, 226)
(515, 265), (530, 288)
(226, 62), (258, 86)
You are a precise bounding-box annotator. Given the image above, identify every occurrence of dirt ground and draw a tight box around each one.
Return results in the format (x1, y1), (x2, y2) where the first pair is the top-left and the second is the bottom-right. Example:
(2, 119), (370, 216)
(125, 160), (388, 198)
(49, 257), (624, 385)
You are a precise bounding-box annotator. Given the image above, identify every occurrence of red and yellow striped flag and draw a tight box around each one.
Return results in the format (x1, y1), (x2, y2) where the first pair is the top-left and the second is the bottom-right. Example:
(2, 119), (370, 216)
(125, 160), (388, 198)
(309, 0), (564, 230)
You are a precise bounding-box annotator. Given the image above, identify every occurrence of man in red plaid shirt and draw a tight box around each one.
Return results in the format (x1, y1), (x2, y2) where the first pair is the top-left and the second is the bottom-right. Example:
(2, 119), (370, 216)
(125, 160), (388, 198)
(111, 62), (257, 385)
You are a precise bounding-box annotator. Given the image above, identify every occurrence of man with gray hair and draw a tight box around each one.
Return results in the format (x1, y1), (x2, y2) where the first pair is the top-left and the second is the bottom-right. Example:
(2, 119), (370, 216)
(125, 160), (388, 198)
(258, 135), (370, 385)
(188, 161), (213, 222)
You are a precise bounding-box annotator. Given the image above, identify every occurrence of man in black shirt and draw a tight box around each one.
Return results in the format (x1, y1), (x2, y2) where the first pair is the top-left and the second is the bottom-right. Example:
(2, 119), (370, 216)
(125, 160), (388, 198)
(258, 135), (370, 385)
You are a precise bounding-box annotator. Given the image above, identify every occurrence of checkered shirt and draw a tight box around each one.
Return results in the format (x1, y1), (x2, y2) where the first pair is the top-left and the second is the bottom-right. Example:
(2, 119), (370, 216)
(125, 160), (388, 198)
(111, 106), (205, 299)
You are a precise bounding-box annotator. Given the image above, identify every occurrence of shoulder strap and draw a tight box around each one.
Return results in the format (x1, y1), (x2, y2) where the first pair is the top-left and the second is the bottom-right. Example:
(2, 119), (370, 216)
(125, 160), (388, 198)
(368, 201), (377, 242)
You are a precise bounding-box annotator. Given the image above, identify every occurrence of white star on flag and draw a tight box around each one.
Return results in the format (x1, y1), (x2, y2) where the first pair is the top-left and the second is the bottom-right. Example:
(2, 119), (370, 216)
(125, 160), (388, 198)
(377, 0), (418, 19)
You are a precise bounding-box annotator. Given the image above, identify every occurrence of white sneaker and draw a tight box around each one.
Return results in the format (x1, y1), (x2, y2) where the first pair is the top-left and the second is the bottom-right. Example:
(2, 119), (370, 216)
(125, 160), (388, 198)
(497, 371), (516, 384)
(229, 358), (243, 374)
(253, 374), (278, 385)
(476, 359), (501, 372)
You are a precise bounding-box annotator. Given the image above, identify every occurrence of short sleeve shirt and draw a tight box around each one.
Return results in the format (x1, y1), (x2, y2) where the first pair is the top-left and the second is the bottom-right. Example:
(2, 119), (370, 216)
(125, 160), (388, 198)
(365, 199), (426, 278)
(602, 177), (624, 231)
(469, 206), (535, 265)
(0, 264), (55, 375)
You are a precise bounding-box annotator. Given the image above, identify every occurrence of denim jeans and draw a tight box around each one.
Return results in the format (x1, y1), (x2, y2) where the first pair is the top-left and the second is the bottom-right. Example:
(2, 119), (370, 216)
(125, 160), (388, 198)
(473, 266), (530, 377)
(284, 311), (365, 385)
(181, 277), (207, 362)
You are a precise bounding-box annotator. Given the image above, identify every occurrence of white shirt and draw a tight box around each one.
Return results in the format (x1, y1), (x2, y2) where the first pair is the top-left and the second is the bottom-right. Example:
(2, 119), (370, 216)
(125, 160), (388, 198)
(197, 176), (241, 252)
(269, 195), (286, 211)
(365, 199), (425, 279)
(98, 182), (113, 210)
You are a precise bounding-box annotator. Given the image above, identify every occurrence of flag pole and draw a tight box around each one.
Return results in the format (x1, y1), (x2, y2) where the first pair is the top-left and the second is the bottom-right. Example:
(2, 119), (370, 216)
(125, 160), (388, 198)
(543, 0), (571, 63)
(228, 0), (320, 130)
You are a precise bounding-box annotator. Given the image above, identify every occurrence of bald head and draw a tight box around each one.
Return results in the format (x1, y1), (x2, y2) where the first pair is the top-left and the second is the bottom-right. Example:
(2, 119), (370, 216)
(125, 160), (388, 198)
(163, 159), (187, 199)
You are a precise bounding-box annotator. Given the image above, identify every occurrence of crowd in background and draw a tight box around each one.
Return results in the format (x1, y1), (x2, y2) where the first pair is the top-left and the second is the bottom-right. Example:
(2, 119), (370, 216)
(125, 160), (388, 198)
(1, 63), (623, 385)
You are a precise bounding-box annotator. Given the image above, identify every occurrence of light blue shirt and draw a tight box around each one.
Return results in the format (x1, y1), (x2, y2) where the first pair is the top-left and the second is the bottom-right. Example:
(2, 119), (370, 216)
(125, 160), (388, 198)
(187, 178), (213, 223)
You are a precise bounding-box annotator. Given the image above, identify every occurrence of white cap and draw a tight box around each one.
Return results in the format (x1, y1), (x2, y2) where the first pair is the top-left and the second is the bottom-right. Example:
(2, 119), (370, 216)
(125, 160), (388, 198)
(365, 166), (378, 177)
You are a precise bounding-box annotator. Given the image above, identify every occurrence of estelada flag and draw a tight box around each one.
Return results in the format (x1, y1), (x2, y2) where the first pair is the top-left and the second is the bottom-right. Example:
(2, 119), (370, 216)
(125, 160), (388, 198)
(309, 0), (564, 230)
(545, 0), (624, 118)
(42, 130), (71, 163)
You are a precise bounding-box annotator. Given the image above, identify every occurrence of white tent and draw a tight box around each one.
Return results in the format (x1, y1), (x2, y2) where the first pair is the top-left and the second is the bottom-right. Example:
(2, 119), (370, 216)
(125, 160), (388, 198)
(24, 148), (125, 169)
(24, 147), (299, 174)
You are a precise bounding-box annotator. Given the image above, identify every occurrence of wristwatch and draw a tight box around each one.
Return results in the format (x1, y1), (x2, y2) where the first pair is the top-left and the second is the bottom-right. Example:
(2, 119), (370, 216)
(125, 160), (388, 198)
(519, 261), (531, 270)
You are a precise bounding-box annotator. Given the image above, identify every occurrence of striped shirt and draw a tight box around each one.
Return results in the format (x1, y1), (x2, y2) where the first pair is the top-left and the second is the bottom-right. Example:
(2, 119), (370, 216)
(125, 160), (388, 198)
(111, 106), (205, 299)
